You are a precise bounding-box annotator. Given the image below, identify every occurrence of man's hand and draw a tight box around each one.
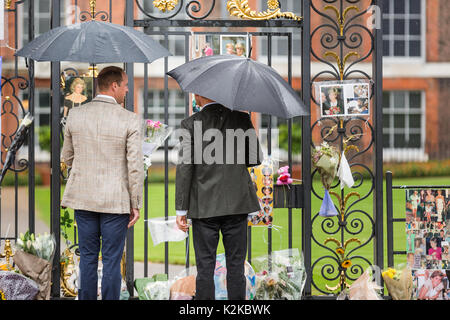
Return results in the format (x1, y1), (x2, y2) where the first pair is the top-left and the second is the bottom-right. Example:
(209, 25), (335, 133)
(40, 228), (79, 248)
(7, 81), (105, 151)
(128, 208), (140, 228)
(176, 215), (189, 232)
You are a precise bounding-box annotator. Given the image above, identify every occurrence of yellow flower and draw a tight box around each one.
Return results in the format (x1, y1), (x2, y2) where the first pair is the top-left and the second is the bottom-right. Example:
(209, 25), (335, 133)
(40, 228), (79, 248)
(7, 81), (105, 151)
(0, 290), (5, 300)
(341, 260), (352, 269)
(267, 0), (280, 10)
(336, 247), (345, 255)
(382, 268), (397, 279)
(0, 264), (8, 271)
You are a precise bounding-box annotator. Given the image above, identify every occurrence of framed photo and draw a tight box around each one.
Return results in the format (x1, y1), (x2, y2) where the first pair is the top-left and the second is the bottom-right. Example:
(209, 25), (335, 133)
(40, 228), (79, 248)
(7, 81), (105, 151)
(220, 35), (249, 57)
(61, 74), (93, 118)
(317, 81), (371, 117)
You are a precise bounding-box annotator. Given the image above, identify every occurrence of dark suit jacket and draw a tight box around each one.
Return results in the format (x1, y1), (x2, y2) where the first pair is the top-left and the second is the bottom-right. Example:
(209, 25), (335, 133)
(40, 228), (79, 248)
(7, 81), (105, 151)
(175, 103), (263, 219)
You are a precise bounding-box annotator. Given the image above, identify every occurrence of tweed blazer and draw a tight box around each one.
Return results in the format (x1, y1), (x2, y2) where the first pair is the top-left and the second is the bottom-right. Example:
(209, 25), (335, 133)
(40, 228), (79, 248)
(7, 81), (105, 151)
(61, 96), (144, 214)
(175, 103), (263, 219)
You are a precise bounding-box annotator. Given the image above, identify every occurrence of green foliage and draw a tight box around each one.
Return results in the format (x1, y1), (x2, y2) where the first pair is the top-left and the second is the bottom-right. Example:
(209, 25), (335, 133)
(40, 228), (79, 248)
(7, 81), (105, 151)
(38, 125), (63, 153)
(1, 171), (43, 186)
(60, 208), (74, 246)
(278, 122), (302, 155)
(38, 126), (51, 153)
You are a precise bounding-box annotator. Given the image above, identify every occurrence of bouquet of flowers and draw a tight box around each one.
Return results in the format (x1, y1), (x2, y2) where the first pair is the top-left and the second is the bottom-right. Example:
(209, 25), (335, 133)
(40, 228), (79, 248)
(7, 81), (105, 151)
(252, 249), (306, 300)
(312, 142), (339, 189)
(382, 267), (413, 300)
(13, 231), (56, 300)
(135, 274), (172, 300)
(312, 142), (340, 217)
(143, 119), (173, 175)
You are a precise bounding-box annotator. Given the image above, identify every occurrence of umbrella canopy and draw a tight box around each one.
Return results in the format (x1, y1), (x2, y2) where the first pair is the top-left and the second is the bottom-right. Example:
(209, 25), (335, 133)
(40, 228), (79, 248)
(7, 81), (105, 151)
(15, 20), (171, 63)
(167, 55), (309, 119)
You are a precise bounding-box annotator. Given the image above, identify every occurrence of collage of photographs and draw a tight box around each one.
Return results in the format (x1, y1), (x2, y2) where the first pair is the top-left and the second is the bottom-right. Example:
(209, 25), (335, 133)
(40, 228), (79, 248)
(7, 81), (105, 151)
(248, 164), (274, 227)
(319, 82), (370, 118)
(405, 189), (450, 300)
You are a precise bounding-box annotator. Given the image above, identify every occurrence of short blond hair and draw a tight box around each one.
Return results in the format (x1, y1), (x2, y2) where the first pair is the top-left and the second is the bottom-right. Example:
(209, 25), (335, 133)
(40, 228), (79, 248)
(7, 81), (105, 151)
(70, 77), (86, 93)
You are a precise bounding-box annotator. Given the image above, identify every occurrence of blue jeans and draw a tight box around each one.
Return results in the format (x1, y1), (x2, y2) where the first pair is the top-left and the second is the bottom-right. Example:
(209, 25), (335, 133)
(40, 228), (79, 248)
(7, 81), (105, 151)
(75, 210), (129, 300)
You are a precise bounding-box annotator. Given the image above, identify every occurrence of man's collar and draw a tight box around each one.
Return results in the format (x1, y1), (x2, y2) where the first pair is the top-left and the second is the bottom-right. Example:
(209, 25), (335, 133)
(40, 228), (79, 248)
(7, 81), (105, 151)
(95, 94), (118, 104)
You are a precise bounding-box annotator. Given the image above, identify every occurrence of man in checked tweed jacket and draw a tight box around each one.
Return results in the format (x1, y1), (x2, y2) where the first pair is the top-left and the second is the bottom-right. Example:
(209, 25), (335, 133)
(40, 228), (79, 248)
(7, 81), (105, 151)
(61, 66), (144, 300)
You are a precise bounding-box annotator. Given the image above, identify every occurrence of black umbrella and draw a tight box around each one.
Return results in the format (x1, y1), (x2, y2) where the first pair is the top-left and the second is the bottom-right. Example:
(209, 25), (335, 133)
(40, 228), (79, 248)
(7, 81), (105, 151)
(167, 55), (309, 119)
(15, 20), (171, 63)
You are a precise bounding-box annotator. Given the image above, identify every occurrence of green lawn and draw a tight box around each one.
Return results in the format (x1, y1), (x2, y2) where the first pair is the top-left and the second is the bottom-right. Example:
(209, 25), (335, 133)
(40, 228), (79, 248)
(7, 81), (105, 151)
(35, 175), (449, 294)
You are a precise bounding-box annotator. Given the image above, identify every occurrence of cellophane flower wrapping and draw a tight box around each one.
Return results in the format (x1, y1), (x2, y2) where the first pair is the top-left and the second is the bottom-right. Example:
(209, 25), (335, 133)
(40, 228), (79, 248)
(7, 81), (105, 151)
(143, 120), (173, 175)
(382, 266), (413, 300)
(311, 142), (340, 189)
(348, 269), (383, 300)
(135, 274), (171, 300)
(13, 232), (56, 300)
(252, 248), (306, 300)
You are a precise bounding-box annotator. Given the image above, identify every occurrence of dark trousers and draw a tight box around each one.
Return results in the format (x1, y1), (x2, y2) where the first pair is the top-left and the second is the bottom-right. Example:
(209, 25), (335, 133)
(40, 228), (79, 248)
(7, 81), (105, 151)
(75, 210), (129, 300)
(192, 214), (248, 300)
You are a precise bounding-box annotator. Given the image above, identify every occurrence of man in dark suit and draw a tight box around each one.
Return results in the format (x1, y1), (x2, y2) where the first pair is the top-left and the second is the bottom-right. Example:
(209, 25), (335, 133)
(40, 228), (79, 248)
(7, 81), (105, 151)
(175, 94), (263, 300)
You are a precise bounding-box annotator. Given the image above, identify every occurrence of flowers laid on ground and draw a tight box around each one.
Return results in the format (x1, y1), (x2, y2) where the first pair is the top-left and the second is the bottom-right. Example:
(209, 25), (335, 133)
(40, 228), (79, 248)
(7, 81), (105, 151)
(382, 266), (413, 300)
(16, 231), (55, 262)
(143, 119), (173, 175)
(252, 248), (306, 300)
(13, 231), (56, 300)
(345, 269), (383, 300)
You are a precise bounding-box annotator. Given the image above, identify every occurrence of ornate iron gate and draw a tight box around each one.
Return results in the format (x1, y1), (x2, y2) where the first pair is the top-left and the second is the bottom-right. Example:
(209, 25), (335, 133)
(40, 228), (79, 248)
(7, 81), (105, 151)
(0, 0), (384, 299)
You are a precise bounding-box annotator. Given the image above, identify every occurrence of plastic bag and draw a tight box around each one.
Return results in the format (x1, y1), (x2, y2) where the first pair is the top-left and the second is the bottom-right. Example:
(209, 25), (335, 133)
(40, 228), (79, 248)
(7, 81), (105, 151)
(148, 216), (188, 246)
(252, 248), (306, 300)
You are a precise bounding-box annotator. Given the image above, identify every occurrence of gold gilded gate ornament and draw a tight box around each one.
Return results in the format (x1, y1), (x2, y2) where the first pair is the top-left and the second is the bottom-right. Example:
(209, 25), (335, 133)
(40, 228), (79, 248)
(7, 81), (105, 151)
(227, 0), (302, 21)
(153, 0), (179, 12)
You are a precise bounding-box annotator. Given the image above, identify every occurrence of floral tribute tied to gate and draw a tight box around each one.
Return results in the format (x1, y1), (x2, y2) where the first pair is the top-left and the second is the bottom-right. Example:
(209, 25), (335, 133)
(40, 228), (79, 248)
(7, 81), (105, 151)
(143, 119), (173, 176)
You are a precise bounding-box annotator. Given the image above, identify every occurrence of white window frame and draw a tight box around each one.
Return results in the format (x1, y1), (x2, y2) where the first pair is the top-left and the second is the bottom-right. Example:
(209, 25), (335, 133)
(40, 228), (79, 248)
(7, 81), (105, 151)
(382, 0), (426, 63)
(257, 0), (302, 61)
(383, 90), (428, 162)
(17, 88), (52, 162)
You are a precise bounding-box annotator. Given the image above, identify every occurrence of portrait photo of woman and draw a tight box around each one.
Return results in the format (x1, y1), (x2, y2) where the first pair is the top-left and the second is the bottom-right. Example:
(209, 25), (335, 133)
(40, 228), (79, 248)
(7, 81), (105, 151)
(63, 77), (88, 118)
(320, 86), (344, 117)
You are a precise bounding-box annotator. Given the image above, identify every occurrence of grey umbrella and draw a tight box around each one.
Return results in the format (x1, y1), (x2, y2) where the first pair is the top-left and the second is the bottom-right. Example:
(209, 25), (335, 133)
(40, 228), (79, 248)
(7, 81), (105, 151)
(167, 54), (309, 119)
(15, 20), (171, 63)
